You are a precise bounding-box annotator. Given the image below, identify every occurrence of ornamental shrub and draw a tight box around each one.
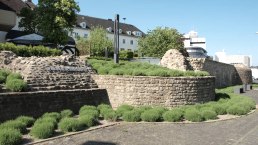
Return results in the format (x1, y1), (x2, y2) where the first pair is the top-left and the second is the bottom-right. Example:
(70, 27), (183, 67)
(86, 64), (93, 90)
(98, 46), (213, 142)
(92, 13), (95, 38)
(16, 116), (35, 127)
(212, 103), (228, 115)
(30, 122), (55, 139)
(79, 109), (99, 119)
(0, 69), (11, 77)
(116, 104), (134, 117)
(79, 115), (96, 127)
(163, 109), (184, 122)
(97, 104), (112, 112)
(141, 109), (161, 122)
(58, 118), (84, 132)
(42, 112), (61, 121)
(34, 117), (58, 129)
(0, 128), (22, 145)
(0, 120), (26, 134)
(122, 110), (141, 122)
(133, 106), (152, 114)
(184, 109), (203, 122)
(201, 109), (218, 121)
(103, 110), (118, 121)
(226, 105), (248, 115)
(5, 79), (27, 92)
(6, 73), (22, 82)
(60, 109), (74, 118)
(80, 105), (98, 112)
(0, 75), (6, 84)
(152, 106), (168, 115)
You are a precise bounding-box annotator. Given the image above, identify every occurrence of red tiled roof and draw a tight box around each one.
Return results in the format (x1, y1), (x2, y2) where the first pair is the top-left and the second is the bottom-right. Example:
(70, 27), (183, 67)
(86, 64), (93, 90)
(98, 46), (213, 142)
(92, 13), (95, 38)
(0, 0), (35, 14)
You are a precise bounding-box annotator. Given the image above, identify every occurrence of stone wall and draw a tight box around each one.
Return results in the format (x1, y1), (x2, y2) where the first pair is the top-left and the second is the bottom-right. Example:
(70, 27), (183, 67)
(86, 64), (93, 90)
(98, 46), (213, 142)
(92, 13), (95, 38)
(160, 49), (252, 88)
(92, 75), (215, 108)
(0, 89), (110, 122)
(0, 51), (97, 91)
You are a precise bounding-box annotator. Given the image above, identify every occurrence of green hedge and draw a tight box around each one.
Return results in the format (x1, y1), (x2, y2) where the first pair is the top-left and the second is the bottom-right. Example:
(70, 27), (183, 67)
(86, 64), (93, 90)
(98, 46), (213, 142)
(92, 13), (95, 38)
(30, 122), (55, 139)
(0, 128), (22, 145)
(58, 118), (84, 133)
(119, 50), (134, 60)
(16, 116), (35, 127)
(87, 59), (210, 77)
(0, 43), (61, 57)
(60, 109), (74, 118)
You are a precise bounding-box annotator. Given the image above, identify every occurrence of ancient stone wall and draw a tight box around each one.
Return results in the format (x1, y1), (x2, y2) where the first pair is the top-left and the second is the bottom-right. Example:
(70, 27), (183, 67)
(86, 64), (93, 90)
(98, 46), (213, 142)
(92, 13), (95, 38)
(0, 89), (110, 122)
(0, 51), (97, 91)
(92, 75), (215, 108)
(160, 49), (252, 88)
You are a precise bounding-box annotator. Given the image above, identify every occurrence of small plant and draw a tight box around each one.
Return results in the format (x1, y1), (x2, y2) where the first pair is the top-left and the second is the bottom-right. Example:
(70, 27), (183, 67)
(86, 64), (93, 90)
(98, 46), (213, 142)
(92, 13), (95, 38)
(0, 128), (22, 145)
(6, 73), (22, 82)
(212, 103), (228, 115)
(58, 118), (84, 133)
(5, 79), (27, 92)
(30, 122), (55, 139)
(163, 109), (184, 122)
(79, 109), (99, 119)
(201, 109), (218, 120)
(79, 115), (96, 127)
(134, 106), (152, 114)
(0, 120), (26, 134)
(34, 117), (58, 129)
(141, 109), (161, 122)
(42, 112), (61, 121)
(0, 75), (6, 84)
(184, 109), (203, 122)
(116, 104), (134, 117)
(122, 110), (141, 122)
(226, 105), (248, 115)
(104, 110), (118, 121)
(60, 109), (74, 118)
(16, 116), (35, 127)
(97, 104), (112, 111)
(80, 105), (98, 112)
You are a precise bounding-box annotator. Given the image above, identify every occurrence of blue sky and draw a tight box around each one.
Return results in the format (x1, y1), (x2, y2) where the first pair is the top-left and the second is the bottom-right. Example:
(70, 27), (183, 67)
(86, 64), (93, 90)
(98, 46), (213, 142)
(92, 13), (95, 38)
(32, 0), (258, 66)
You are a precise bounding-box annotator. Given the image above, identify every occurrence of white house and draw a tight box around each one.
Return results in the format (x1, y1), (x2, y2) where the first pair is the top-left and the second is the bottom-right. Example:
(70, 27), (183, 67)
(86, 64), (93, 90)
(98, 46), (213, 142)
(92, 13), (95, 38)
(214, 50), (251, 67)
(71, 15), (144, 52)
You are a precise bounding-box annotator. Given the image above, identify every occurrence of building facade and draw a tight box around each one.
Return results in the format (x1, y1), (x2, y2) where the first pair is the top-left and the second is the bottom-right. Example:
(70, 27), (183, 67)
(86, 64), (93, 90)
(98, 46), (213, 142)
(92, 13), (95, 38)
(72, 15), (144, 52)
(214, 50), (251, 67)
(183, 30), (206, 49)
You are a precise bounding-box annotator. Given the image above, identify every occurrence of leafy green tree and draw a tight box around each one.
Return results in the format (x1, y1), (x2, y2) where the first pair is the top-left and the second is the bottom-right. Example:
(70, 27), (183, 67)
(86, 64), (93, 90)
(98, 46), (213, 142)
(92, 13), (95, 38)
(138, 27), (184, 58)
(76, 37), (90, 56)
(19, 0), (80, 46)
(89, 26), (113, 57)
(19, 8), (38, 33)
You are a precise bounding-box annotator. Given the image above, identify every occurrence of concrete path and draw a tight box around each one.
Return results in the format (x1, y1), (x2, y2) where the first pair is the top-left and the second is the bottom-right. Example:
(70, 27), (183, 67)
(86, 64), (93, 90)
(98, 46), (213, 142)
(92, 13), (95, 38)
(36, 90), (258, 145)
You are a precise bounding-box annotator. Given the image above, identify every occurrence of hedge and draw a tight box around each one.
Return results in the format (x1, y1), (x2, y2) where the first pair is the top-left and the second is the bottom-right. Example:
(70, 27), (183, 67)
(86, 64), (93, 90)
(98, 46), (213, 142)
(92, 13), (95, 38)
(0, 43), (61, 57)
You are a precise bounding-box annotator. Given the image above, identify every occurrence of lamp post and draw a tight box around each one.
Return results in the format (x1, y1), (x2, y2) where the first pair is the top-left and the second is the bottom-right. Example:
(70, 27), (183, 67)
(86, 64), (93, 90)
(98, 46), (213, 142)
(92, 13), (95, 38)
(114, 14), (119, 64)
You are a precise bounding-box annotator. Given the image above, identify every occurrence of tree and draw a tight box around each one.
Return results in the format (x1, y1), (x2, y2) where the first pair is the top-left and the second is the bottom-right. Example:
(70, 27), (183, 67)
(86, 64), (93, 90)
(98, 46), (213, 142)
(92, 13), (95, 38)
(76, 37), (90, 56)
(19, 0), (80, 46)
(19, 8), (38, 33)
(88, 26), (113, 57)
(138, 27), (185, 58)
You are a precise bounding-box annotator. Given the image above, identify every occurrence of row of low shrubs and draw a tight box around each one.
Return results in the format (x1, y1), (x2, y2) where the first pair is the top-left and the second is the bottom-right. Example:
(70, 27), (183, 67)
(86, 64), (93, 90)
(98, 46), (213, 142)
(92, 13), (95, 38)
(87, 58), (210, 77)
(0, 43), (61, 57)
(0, 69), (27, 92)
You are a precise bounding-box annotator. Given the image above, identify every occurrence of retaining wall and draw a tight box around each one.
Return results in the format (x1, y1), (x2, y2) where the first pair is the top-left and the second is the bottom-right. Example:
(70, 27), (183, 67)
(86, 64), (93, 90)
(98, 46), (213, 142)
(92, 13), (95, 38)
(92, 75), (216, 108)
(0, 89), (109, 122)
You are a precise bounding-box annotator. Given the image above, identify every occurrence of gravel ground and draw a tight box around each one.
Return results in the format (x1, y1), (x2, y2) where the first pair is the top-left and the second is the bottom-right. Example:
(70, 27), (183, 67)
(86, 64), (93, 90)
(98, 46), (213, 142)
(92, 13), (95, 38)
(34, 90), (258, 145)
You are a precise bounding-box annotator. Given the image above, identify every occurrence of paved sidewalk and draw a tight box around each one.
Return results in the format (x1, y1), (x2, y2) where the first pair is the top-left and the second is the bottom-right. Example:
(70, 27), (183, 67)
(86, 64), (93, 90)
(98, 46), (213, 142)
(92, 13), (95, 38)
(35, 90), (258, 145)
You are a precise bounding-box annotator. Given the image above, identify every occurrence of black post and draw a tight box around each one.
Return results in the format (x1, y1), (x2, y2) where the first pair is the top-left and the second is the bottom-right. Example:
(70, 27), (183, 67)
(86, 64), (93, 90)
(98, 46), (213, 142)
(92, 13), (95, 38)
(114, 14), (119, 64)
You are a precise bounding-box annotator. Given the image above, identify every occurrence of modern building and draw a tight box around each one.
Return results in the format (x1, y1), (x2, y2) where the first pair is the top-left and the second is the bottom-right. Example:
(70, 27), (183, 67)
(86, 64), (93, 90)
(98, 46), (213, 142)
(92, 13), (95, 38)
(214, 50), (251, 67)
(72, 15), (144, 52)
(185, 46), (208, 58)
(183, 30), (206, 50)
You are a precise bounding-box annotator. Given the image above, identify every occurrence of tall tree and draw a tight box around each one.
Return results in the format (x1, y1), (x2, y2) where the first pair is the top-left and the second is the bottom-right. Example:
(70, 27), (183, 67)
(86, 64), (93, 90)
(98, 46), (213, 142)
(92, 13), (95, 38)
(88, 26), (113, 57)
(19, 0), (80, 46)
(138, 27), (185, 58)
(19, 8), (38, 33)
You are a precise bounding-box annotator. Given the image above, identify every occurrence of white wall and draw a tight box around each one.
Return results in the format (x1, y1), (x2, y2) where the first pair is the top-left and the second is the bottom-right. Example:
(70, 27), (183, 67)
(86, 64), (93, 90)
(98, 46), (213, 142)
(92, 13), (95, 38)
(72, 27), (140, 51)
(214, 51), (251, 67)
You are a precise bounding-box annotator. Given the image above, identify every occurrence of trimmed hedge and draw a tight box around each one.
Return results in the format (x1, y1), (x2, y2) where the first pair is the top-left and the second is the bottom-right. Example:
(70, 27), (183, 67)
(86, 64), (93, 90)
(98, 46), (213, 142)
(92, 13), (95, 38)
(122, 110), (141, 122)
(87, 59), (210, 77)
(5, 79), (27, 92)
(116, 104), (134, 117)
(42, 112), (61, 121)
(103, 110), (118, 122)
(58, 118), (84, 132)
(79, 115), (96, 127)
(184, 109), (203, 122)
(0, 128), (22, 145)
(141, 109), (161, 122)
(0, 43), (61, 57)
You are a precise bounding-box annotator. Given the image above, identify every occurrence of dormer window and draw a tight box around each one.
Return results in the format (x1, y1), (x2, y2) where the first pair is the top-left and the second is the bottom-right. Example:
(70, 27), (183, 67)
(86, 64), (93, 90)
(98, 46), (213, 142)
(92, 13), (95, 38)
(127, 31), (131, 35)
(106, 27), (112, 32)
(133, 31), (142, 37)
(80, 22), (86, 28)
(119, 29), (122, 34)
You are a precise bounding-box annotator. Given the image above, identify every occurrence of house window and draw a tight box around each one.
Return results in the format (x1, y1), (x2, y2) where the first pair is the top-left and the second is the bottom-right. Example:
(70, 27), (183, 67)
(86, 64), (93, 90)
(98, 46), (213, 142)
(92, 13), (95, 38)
(130, 40), (133, 45)
(120, 48), (125, 51)
(84, 34), (88, 38)
(128, 49), (132, 51)
(123, 39), (126, 44)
